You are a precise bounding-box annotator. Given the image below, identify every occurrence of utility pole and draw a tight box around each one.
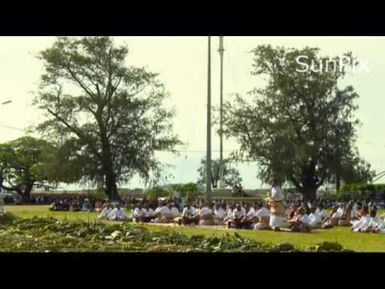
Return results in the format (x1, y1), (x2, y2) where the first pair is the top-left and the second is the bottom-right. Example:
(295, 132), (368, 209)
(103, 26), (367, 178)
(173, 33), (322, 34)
(206, 36), (212, 202)
(218, 36), (225, 186)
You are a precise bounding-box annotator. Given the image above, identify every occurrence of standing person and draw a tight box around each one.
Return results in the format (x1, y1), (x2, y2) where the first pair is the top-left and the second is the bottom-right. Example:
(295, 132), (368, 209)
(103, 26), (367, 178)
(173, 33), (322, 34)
(267, 179), (286, 231)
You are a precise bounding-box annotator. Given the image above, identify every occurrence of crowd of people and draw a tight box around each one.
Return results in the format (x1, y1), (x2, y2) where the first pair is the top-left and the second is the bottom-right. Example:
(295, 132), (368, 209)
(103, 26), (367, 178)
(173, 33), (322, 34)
(95, 197), (385, 234)
(99, 182), (385, 233)
(49, 197), (104, 212)
(2, 183), (385, 234)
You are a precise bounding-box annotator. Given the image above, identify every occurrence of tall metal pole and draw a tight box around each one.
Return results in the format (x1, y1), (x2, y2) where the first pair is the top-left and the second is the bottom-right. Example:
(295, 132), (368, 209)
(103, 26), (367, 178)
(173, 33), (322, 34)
(206, 36), (212, 202)
(218, 36), (224, 183)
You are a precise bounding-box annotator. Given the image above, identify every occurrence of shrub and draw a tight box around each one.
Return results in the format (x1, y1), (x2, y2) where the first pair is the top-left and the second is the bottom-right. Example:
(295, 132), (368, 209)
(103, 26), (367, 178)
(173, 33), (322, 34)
(0, 212), (15, 224)
(272, 242), (296, 252)
(311, 241), (345, 252)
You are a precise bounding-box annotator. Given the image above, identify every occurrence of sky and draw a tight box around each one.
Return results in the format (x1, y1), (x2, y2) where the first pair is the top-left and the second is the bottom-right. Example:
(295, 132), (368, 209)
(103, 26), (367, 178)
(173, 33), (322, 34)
(1, 36), (385, 190)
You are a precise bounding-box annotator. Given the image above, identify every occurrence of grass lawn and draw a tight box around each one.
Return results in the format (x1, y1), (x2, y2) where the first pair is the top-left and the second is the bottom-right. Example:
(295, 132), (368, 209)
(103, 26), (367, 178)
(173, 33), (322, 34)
(5, 205), (101, 221)
(4, 205), (385, 252)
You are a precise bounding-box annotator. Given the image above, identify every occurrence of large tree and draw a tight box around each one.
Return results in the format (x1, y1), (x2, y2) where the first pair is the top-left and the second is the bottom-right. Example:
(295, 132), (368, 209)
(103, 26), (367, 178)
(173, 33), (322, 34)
(222, 45), (364, 201)
(198, 158), (242, 188)
(0, 137), (58, 199)
(34, 37), (180, 202)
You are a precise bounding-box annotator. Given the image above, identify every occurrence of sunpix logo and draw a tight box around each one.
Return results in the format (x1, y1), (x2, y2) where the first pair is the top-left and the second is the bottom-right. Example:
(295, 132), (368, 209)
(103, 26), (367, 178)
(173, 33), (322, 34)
(295, 55), (370, 74)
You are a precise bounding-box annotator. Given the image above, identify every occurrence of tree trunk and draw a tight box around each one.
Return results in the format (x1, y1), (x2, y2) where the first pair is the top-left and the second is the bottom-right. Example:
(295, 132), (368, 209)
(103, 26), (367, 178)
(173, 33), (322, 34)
(101, 137), (122, 203)
(336, 172), (341, 194)
(22, 183), (34, 202)
(299, 161), (320, 202)
(301, 186), (317, 202)
(104, 167), (121, 202)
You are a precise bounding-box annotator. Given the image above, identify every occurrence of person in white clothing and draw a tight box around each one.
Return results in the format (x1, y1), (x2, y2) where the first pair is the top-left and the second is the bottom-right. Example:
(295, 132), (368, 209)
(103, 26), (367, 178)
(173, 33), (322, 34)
(338, 204), (352, 226)
(324, 205), (340, 226)
(351, 206), (370, 232)
(299, 210), (310, 225)
(169, 203), (180, 218)
(308, 207), (322, 228)
(239, 204), (257, 229)
(364, 209), (385, 233)
(145, 204), (155, 220)
(246, 205), (256, 219)
(288, 207), (311, 232)
(198, 203), (214, 225)
(267, 179), (286, 231)
(253, 203), (271, 230)
(223, 204), (234, 223)
(214, 203), (227, 225)
(106, 203), (130, 221)
(132, 203), (146, 222)
(154, 202), (173, 223)
(335, 204), (345, 218)
(178, 203), (199, 225)
(98, 203), (112, 219)
(228, 204), (246, 229)
(315, 203), (329, 221)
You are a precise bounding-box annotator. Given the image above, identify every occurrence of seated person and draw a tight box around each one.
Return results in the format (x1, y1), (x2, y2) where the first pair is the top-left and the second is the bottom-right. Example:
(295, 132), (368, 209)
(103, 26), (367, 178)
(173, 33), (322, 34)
(308, 207), (322, 228)
(331, 203), (345, 223)
(154, 202), (174, 223)
(223, 204), (235, 223)
(368, 209), (385, 233)
(54, 200), (65, 211)
(143, 204), (155, 222)
(227, 204), (246, 229)
(338, 204), (352, 226)
(69, 199), (81, 211)
(322, 205), (339, 227)
(241, 204), (257, 229)
(315, 203), (329, 221)
(288, 207), (311, 232)
(62, 199), (70, 211)
(170, 202), (180, 219)
(94, 201), (104, 212)
(198, 203), (215, 226)
(132, 203), (146, 222)
(178, 203), (199, 225)
(49, 200), (59, 211)
(361, 207), (379, 233)
(98, 203), (113, 219)
(106, 203), (130, 221)
(81, 198), (93, 212)
(350, 203), (360, 220)
(214, 203), (227, 225)
(253, 202), (271, 230)
(285, 203), (296, 220)
(351, 205), (370, 232)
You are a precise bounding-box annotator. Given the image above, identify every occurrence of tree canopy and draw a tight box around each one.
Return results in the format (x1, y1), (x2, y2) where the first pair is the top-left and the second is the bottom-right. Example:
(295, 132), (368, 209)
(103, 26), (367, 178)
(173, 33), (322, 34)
(222, 45), (368, 200)
(0, 136), (58, 198)
(34, 37), (180, 201)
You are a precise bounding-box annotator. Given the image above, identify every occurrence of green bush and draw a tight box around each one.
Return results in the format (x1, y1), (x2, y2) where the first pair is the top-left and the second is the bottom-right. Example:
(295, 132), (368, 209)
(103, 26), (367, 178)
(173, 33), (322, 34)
(0, 216), (353, 253)
(311, 241), (345, 252)
(0, 212), (15, 224)
(273, 242), (296, 252)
